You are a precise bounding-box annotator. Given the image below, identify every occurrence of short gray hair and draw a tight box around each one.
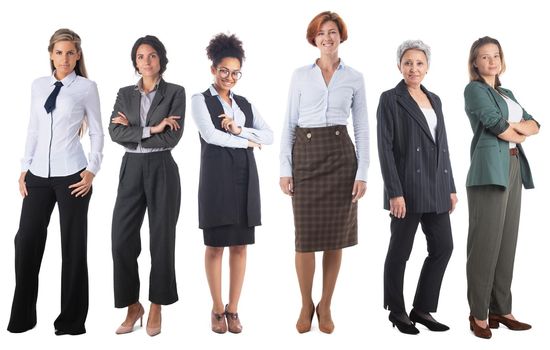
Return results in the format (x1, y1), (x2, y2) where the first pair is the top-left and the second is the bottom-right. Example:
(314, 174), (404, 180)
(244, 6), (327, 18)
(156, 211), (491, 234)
(397, 40), (431, 66)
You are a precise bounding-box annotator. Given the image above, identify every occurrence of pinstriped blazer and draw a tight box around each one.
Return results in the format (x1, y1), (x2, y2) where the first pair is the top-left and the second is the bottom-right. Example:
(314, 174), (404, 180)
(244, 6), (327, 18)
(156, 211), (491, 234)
(377, 80), (456, 214)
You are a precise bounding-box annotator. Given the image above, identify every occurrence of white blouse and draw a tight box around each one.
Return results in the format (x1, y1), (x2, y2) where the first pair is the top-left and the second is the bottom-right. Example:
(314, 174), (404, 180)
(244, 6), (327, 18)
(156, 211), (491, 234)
(21, 71), (104, 177)
(279, 61), (370, 181)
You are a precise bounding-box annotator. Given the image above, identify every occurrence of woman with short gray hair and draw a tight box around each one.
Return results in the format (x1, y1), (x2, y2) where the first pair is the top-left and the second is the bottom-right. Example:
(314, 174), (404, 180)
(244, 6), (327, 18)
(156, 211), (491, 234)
(377, 39), (456, 335)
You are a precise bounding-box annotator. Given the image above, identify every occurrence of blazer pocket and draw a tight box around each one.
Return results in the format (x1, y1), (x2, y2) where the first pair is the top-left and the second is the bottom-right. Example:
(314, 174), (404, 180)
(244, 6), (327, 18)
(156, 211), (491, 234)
(475, 139), (498, 149)
(118, 155), (129, 183)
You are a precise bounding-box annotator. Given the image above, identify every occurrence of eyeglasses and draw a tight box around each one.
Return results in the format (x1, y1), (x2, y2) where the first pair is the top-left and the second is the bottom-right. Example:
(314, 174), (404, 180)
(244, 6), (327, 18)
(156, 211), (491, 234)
(217, 67), (242, 80)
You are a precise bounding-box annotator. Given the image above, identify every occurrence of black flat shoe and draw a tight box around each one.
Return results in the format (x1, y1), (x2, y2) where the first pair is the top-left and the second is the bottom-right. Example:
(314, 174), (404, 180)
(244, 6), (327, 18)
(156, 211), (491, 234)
(409, 309), (449, 332)
(55, 329), (86, 336)
(389, 312), (419, 335)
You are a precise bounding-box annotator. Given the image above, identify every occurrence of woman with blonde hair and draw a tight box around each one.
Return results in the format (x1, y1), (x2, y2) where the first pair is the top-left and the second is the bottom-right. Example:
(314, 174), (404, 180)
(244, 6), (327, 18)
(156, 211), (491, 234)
(8, 28), (104, 335)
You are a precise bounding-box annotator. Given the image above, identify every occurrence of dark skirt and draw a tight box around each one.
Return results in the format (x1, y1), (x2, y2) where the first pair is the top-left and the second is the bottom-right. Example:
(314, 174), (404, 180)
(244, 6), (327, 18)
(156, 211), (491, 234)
(292, 125), (358, 252)
(203, 149), (255, 247)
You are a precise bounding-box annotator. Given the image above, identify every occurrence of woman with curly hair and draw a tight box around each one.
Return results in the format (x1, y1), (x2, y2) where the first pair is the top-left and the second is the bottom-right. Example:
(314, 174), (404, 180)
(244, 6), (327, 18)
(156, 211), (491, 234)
(191, 33), (273, 334)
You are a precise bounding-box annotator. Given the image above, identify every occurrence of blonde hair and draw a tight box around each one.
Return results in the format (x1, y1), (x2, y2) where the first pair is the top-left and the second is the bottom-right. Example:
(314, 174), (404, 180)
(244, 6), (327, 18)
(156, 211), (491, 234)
(48, 28), (88, 137)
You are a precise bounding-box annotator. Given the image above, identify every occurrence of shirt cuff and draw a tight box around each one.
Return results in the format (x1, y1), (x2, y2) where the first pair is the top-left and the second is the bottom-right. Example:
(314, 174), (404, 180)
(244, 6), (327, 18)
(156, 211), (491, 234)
(142, 127), (151, 139)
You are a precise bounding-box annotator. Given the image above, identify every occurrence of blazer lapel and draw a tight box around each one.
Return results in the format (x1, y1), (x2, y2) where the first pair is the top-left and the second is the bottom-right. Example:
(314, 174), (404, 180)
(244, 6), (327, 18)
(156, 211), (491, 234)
(128, 88), (142, 126)
(146, 79), (166, 122)
(488, 88), (509, 120)
(425, 90), (444, 144)
(395, 80), (435, 143)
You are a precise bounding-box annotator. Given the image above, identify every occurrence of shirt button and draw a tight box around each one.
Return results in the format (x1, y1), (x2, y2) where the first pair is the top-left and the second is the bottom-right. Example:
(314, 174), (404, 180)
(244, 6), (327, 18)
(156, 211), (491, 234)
(444, 169), (448, 173)
(306, 132), (312, 139)
(416, 169), (420, 173)
(416, 147), (420, 152)
(335, 130), (340, 136)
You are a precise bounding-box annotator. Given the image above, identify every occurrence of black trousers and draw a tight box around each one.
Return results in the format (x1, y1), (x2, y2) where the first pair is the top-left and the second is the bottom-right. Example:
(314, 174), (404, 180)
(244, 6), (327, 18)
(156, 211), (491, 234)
(112, 151), (180, 308)
(8, 170), (90, 334)
(383, 212), (453, 313)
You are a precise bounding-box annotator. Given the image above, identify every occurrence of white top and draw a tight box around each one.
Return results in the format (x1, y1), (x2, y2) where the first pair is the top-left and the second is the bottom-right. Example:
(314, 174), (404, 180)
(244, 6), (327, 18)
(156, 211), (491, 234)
(191, 85), (273, 148)
(21, 71), (104, 177)
(501, 93), (523, 148)
(420, 107), (438, 141)
(279, 61), (370, 181)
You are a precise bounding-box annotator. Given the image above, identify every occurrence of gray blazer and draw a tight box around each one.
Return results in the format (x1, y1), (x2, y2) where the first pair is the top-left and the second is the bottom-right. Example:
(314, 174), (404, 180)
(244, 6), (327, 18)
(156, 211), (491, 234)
(109, 79), (185, 149)
(377, 80), (456, 214)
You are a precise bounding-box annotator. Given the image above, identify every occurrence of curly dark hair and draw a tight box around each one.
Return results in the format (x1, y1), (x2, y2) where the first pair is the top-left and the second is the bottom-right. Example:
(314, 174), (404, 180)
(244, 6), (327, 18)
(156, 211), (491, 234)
(206, 33), (245, 67)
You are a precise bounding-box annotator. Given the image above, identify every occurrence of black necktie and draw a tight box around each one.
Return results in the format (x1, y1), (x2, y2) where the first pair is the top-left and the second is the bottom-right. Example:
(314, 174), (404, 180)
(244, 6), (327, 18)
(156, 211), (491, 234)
(44, 81), (63, 113)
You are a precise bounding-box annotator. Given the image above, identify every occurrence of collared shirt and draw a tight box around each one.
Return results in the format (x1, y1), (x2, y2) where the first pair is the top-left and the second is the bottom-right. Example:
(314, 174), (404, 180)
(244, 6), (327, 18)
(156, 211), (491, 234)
(21, 70), (104, 177)
(191, 85), (273, 148)
(279, 61), (370, 181)
(125, 78), (168, 153)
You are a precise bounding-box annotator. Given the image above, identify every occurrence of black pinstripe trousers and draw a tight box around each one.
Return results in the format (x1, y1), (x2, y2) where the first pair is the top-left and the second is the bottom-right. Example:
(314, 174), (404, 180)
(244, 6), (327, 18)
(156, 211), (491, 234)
(111, 151), (180, 308)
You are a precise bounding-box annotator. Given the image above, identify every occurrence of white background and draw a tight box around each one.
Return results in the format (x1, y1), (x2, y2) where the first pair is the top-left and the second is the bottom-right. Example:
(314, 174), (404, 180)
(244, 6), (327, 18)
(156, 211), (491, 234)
(0, 0), (547, 349)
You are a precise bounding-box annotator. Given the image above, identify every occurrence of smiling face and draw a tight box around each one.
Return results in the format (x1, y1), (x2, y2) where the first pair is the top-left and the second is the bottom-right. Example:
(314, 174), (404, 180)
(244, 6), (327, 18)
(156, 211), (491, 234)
(399, 49), (428, 88)
(474, 43), (502, 83)
(314, 20), (340, 55)
(211, 57), (241, 94)
(135, 44), (161, 80)
(49, 40), (80, 80)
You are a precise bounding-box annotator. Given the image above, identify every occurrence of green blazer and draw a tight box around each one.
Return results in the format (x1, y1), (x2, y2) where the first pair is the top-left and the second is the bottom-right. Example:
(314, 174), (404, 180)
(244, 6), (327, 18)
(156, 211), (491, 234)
(464, 81), (538, 189)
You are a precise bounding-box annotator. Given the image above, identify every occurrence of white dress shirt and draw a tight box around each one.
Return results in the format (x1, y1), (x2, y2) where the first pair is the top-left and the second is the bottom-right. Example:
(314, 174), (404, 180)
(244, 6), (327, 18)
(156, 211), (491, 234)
(279, 61), (370, 181)
(21, 70), (104, 177)
(191, 85), (273, 148)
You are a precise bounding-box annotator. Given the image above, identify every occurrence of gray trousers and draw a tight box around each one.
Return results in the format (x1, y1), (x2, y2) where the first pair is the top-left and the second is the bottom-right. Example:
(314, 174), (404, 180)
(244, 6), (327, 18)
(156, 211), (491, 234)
(112, 151), (181, 308)
(466, 155), (522, 320)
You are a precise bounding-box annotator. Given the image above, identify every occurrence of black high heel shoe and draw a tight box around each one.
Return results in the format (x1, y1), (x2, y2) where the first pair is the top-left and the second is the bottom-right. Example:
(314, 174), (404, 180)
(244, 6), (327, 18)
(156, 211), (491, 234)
(389, 312), (419, 335)
(409, 308), (450, 331)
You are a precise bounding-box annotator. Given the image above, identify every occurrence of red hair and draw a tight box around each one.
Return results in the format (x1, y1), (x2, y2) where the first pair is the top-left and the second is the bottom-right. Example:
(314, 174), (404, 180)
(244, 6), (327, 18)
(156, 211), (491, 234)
(306, 11), (348, 47)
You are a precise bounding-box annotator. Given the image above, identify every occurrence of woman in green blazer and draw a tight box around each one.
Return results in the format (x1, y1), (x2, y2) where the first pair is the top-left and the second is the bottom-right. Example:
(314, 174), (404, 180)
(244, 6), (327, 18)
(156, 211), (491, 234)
(465, 36), (539, 339)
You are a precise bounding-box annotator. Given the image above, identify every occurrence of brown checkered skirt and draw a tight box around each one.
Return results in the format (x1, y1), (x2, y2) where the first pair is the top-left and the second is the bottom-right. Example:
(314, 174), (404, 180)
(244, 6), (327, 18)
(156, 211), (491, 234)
(292, 125), (358, 252)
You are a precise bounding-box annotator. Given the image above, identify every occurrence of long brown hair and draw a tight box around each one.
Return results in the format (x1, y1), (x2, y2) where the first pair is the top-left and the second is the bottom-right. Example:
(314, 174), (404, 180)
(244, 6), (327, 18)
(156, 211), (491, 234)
(468, 36), (506, 88)
(48, 28), (88, 137)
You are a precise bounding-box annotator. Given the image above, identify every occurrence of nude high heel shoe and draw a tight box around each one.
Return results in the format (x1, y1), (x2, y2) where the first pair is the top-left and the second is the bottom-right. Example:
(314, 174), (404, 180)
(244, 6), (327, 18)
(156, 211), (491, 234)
(115, 303), (145, 335)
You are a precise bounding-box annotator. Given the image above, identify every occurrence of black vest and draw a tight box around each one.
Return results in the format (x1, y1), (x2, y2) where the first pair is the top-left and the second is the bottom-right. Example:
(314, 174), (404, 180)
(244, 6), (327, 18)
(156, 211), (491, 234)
(198, 89), (261, 229)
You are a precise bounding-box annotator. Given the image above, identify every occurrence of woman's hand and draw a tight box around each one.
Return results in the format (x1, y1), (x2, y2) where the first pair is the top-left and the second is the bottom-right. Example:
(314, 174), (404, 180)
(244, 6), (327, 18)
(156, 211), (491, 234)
(449, 193), (458, 214)
(352, 180), (367, 203)
(111, 111), (129, 126)
(248, 140), (262, 150)
(151, 116), (181, 134)
(279, 177), (294, 196)
(219, 114), (242, 135)
(18, 171), (28, 197)
(390, 196), (406, 219)
(68, 170), (94, 197)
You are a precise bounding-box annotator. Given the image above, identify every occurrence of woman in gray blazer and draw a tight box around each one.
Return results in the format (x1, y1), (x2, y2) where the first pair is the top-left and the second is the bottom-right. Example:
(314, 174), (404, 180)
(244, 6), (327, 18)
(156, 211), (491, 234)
(377, 40), (456, 335)
(465, 36), (539, 339)
(109, 35), (185, 337)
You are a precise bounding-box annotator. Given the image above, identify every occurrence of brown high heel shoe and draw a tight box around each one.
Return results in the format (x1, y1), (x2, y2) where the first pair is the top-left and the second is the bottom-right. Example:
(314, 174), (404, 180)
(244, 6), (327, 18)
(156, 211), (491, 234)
(296, 304), (315, 334)
(316, 303), (335, 334)
(225, 304), (243, 334)
(211, 310), (227, 334)
(116, 303), (145, 334)
(489, 314), (531, 330)
(469, 315), (492, 339)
